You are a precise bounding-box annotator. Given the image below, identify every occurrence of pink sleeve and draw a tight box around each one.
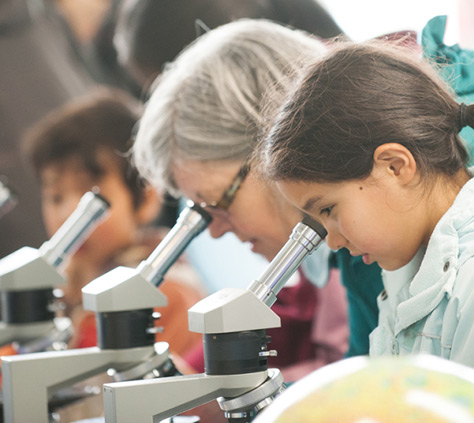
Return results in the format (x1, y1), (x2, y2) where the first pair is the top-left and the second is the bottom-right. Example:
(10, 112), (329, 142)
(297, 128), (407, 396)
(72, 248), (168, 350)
(280, 269), (349, 382)
(312, 268), (349, 359)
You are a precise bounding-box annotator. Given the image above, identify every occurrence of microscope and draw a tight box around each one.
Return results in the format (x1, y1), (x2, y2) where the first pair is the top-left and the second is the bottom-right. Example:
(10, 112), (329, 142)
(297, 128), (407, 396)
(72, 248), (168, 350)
(0, 190), (109, 353)
(0, 179), (17, 220)
(103, 216), (327, 423)
(1, 201), (212, 423)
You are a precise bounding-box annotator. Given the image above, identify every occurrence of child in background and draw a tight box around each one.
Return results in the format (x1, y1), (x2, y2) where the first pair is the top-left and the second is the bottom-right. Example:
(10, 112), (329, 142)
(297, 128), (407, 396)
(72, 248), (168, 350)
(263, 40), (474, 367)
(22, 87), (204, 355)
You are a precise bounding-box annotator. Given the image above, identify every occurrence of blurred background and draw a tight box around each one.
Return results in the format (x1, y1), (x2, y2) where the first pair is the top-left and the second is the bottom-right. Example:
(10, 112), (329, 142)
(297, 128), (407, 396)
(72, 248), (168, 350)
(319, 0), (458, 42)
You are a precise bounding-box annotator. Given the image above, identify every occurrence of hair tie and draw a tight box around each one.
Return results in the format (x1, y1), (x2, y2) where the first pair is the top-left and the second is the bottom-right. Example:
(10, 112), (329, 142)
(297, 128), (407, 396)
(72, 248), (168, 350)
(459, 103), (468, 131)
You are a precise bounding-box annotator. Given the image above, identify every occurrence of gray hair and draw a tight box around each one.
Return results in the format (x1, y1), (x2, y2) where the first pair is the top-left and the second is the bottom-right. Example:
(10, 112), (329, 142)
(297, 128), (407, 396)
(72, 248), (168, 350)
(132, 18), (327, 196)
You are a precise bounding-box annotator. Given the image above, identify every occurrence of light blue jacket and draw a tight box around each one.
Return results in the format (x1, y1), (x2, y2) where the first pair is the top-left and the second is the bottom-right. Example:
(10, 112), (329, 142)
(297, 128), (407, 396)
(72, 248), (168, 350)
(370, 175), (474, 368)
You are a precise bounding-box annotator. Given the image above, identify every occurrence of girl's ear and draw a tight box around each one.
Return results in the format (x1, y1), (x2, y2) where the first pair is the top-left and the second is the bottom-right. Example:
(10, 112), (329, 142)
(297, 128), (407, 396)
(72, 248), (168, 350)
(136, 186), (162, 225)
(372, 143), (417, 184)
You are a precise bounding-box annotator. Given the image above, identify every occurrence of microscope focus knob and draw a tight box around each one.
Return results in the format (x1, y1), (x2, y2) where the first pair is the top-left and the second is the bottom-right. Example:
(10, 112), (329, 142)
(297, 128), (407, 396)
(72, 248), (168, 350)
(47, 301), (67, 313)
(48, 288), (67, 313)
(147, 312), (164, 334)
(259, 350), (278, 358)
(146, 326), (164, 335)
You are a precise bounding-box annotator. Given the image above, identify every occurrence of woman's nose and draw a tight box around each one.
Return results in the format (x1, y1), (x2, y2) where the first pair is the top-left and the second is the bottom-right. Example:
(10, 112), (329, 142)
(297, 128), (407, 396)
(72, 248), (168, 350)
(207, 216), (233, 239)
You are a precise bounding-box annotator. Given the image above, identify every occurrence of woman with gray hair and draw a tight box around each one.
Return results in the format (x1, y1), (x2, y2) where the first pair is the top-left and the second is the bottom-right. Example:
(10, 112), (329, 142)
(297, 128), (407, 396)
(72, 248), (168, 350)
(132, 19), (380, 380)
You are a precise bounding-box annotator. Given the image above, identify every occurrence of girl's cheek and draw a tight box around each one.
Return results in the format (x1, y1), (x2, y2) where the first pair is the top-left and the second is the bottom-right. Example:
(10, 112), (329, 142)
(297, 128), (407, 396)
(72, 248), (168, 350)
(42, 206), (63, 237)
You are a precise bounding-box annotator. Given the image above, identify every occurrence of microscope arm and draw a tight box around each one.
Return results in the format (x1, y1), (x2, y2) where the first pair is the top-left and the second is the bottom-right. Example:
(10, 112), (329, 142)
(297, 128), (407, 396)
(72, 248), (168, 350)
(104, 371), (268, 423)
(0, 319), (68, 347)
(0, 321), (35, 345)
(2, 345), (156, 423)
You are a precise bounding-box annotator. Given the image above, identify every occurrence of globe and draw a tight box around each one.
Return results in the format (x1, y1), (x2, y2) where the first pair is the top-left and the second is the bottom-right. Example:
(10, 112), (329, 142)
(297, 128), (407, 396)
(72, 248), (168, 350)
(254, 355), (474, 423)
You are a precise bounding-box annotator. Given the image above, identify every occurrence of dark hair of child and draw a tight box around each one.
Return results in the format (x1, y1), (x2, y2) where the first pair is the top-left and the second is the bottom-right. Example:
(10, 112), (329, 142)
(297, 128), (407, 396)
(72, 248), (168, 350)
(265, 41), (474, 184)
(22, 87), (146, 208)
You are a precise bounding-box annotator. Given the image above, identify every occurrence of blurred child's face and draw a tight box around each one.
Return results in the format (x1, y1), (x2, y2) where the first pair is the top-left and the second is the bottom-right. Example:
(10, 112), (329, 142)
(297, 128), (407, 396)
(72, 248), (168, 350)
(276, 174), (428, 271)
(40, 153), (146, 276)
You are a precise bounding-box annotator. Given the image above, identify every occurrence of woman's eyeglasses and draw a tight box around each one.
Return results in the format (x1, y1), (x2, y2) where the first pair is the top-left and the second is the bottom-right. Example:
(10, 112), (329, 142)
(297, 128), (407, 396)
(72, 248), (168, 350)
(198, 162), (250, 217)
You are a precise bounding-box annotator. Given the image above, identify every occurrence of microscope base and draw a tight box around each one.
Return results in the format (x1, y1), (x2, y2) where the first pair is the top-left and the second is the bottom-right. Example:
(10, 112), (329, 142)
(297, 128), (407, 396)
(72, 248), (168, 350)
(218, 369), (284, 422)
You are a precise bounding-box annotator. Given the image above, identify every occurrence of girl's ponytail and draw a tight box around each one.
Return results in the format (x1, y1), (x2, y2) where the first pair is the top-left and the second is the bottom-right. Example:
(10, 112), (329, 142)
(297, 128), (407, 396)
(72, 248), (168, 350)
(459, 103), (474, 131)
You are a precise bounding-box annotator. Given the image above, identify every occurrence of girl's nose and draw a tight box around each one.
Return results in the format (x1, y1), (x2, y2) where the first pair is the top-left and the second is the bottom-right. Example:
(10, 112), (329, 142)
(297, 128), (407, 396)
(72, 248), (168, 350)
(325, 227), (347, 251)
(47, 198), (81, 236)
(207, 216), (233, 239)
(59, 200), (81, 227)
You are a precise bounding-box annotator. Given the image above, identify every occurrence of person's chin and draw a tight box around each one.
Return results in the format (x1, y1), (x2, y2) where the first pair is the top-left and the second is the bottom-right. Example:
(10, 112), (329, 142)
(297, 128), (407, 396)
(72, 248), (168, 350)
(250, 240), (264, 256)
(69, 252), (92, 267)
(250, 241), (259, 254)
(380, 259), (409, 272)
(72, 244), (89, 257)
(249, 242), (275, 262)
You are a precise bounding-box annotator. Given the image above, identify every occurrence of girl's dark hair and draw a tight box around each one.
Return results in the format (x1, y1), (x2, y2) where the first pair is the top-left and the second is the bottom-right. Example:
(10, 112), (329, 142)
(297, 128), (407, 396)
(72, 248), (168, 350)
(22, 87), (145, 208)
(264, 41), (473, 183)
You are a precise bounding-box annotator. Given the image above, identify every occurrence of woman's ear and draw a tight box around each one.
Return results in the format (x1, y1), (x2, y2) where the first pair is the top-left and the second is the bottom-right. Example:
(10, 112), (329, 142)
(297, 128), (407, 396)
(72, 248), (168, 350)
(136, 186), (162, 225)
(372, 143), (417, 185)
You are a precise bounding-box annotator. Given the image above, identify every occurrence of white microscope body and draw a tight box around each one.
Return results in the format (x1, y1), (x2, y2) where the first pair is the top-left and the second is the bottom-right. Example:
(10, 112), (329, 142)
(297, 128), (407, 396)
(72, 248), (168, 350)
(0, 178), (17, 220)
(103, 217), (327, 423)
(1, 202), (211, 423)
(0, 191), (109, 351)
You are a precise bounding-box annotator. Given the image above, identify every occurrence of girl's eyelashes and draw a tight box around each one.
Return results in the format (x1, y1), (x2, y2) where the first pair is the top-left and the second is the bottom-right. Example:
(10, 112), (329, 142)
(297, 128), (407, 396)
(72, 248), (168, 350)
(320, 205), (334, 217)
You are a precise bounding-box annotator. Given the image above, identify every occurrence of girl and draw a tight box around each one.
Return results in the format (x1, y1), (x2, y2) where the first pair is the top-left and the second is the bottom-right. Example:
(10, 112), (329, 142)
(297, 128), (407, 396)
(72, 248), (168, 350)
(263, 40), (474, 366)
